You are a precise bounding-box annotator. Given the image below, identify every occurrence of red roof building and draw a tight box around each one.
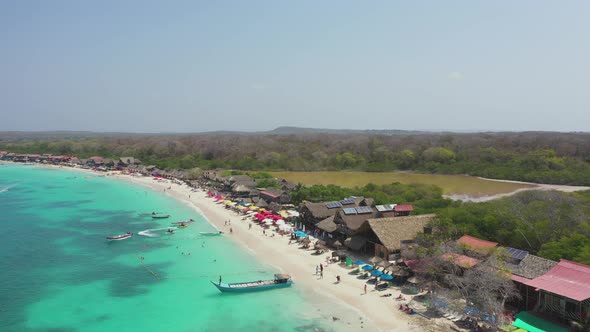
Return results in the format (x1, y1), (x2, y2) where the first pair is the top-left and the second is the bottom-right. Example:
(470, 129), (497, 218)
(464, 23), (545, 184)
(0, 151), (7, 155)
(524, 259), (590, 302)
(441, 253), (481, 269)
(457, 235), (498, 254)
(259, 190), (279, 199)
(394, 205), (414, 212)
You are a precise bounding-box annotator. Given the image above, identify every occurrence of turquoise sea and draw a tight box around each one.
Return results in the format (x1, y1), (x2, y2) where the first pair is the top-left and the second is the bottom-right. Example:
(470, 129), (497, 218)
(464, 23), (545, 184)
(0, 164), (338, 332)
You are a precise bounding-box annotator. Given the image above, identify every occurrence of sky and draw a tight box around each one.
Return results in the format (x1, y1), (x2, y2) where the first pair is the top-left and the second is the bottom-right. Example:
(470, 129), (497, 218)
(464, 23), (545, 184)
(1, 1), (589, 133)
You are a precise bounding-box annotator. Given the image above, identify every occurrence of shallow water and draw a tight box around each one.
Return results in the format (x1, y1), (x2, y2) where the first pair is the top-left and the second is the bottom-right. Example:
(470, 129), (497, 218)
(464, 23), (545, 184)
(0, 165), (352, 332)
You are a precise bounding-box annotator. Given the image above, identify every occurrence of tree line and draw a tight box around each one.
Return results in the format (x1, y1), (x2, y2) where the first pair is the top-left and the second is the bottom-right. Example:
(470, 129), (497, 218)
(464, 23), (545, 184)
(1, 130), (590, 185)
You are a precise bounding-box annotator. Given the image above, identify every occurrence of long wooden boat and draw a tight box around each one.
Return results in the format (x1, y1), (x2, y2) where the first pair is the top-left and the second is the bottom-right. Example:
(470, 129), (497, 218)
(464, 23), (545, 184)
(106, 232), (133, 241)
(200, 231), (223, 236)
(151, 214), (170, 219)
(211, 274), (293, 293)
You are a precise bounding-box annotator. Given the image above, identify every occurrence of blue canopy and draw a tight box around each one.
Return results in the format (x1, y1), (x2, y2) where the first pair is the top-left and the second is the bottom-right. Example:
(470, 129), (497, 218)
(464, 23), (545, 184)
(362, 265), (374, 271)
(294, 231), (308, 237)
(371, 270), (384, 277)
(354, 260), (366, 266)
(380, 274), (393, 280)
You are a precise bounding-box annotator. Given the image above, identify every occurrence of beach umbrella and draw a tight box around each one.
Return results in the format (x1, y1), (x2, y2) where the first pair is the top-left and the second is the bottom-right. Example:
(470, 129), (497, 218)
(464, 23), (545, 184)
(371, 270), (384, 277)
(369, 256), (383, 264)
(264, 220), (274, 226)
(275, 219), (285, 225)
(407, 276), (423, 284)
(332, 240), (343, 248)
(377, 260), (393, 268)
(380, 274), (394, 281)
(393, 269), (410, 277)
(362, 265), (374, 271)
(353, 260), (366, 266)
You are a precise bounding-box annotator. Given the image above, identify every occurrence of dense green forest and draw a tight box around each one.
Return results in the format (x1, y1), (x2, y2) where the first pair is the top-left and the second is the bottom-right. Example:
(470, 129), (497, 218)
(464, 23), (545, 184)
(1, 130), (590, 185)
(291, 183), (590, 265)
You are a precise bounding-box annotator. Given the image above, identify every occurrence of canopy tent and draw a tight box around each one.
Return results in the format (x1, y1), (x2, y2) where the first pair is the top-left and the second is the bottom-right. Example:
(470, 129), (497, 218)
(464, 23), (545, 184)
(512, 312), (568, 332)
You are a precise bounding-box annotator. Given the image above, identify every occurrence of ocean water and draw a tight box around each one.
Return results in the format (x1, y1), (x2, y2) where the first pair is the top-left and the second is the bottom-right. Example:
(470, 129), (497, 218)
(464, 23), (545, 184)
(0, 164), (339, 332)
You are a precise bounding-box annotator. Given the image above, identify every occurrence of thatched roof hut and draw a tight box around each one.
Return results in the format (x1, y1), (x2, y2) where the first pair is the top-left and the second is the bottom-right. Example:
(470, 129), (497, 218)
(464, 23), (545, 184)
(367, 214), (435, 253)
(508, 254), (557, 279)
(316, 215), (337, 233)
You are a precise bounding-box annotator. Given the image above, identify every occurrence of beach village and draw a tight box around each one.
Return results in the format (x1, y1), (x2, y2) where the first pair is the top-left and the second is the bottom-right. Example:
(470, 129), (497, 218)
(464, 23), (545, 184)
(2, 151), (590, 332)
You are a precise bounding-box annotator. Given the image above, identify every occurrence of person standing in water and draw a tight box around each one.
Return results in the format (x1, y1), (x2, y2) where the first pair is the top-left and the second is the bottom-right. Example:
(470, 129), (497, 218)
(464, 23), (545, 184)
(219, 275), (222, 285)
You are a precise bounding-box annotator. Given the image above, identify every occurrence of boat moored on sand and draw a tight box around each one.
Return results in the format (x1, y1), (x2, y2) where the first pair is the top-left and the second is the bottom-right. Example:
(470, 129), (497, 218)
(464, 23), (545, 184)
(211, 274), (293, 293)
(106, 232), (133, 241)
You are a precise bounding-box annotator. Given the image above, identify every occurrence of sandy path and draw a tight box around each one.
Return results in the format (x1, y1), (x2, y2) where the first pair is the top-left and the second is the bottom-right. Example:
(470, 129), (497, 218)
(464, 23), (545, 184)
(445, 177), (590, 202)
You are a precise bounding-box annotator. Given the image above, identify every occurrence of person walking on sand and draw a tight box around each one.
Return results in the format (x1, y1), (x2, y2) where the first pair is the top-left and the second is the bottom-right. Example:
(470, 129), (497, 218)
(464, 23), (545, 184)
(315, 265), (320, 275)
(230, 227), (233, 234)
(364, 284), (367, 294)
(249, 223), (252, 230)
(320, 263), (323, 273)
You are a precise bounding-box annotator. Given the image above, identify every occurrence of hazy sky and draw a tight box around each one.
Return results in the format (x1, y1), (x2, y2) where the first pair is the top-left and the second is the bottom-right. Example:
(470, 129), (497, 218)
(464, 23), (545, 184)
(2, 1), (589, 132)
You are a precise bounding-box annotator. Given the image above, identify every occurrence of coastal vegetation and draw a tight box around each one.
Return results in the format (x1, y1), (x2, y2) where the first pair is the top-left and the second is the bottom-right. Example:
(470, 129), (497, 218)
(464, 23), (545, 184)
(289, 182), (590, 265)
(430, 190), (590, 265)
(1, 129), (590, 185)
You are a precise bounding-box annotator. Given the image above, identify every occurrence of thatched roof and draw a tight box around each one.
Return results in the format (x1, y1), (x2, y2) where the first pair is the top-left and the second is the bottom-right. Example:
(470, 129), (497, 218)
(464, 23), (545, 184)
(339, 210), (379, 231)
(367, 214), (436, 252)
(344, 236), (367, 250)
(232, 184), (252, 193)
(228, 175), (253, 183)
(316, 215), (337, 233)
(508, 254), (557, 279)
(255, 198), (268, 208)
(301, 202), (338, 220)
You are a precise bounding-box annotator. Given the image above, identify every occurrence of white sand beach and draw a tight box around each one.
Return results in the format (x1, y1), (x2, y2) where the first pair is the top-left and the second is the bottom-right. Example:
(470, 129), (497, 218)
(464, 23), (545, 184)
(108, 172), (451, 332)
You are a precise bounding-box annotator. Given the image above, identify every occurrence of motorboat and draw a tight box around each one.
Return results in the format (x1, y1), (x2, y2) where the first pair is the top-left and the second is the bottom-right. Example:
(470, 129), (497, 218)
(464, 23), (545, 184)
(106, 232), (132, 241)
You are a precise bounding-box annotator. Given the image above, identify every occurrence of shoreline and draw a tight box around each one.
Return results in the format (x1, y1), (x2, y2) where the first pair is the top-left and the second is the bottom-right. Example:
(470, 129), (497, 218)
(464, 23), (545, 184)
(114, 173), (431, 331)
(19, 163), (443, 332)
